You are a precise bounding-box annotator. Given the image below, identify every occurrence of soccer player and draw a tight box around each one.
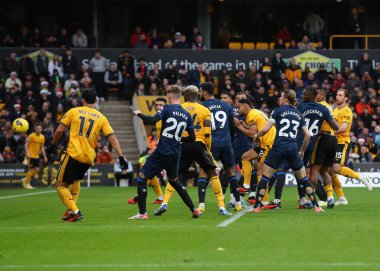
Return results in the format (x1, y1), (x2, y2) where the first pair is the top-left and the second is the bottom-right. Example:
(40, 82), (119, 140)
(310, 88), (340, 208)
(234, 98), (276, 206)
(23, 124), (48, 189)
(200, 82), (243, 211)
(154, 85), (231, 216)
(128, 97), (166, 205)
(329, 88), (372, 205)
(52, 89), (128, 222)
(131, 85), (200, 219)
(250, 89), (323, 213)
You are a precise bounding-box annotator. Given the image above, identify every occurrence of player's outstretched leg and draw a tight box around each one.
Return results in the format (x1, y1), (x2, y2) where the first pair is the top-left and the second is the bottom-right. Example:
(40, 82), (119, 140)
(169, 179), (200, 218)
(129, 175), (149, 220)
(197, 177), (208, 212)
(154, 183), (175, 216)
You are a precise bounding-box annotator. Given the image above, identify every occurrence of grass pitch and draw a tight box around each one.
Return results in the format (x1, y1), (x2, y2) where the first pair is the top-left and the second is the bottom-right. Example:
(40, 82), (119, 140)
(0, 186), (379, 271)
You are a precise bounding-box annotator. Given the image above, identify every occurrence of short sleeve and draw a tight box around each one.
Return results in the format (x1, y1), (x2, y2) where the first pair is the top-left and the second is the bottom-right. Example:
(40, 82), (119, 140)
(342, 108), (352, 124)
(101, 117), (114, 136)
(60, 109), (74, 128)
(269, 109), (277, 123)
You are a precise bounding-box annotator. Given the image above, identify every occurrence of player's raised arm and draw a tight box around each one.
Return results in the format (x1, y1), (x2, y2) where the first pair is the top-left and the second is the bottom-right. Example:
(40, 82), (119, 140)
(133, 109), (162, 125)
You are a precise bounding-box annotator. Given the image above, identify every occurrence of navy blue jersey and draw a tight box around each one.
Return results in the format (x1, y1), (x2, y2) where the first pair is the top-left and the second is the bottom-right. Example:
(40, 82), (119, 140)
(156, 104), (194, 156)
(270, 105), (306, 146)
(202, 99), (234, 148)
(295, 102), (333, 151)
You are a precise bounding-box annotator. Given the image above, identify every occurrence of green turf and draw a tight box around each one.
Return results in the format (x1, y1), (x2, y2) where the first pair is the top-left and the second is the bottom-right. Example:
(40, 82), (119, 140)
(0, 186), (379, 271)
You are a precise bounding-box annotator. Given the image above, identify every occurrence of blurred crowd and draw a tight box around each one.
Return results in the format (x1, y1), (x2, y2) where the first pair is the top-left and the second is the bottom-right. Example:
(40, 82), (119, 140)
(0, 47), (379, 164)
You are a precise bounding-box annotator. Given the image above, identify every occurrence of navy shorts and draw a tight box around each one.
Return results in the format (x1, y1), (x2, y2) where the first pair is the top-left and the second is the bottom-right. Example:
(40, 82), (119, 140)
(233, 143), (252, 166)
(141, 150), (179, 179)
(265, 143), (304, 171)
(278, 150), (312, 170)
(211, 145), (235, 168)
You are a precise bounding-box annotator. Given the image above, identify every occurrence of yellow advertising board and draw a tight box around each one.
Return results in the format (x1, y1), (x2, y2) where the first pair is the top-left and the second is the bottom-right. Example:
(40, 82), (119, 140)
(285, 51), (341, 73)
(136, 96), (184, 115)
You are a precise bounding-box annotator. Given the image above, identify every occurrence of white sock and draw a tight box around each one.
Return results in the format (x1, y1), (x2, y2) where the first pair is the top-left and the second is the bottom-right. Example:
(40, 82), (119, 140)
(249, 192), (256, 197)
(243, 184), (250, 189)
(158, 196), (163, 200)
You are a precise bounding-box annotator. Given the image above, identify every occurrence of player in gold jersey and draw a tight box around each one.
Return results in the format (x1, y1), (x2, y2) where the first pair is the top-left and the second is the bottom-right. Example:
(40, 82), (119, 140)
(234, 98), (276, 204)
(128, 97), (165, 205)
(52, 89), (128, 222)
(154, 85), (231, 216)
(23, 124), (48, 189)
(329, 89), (372, 206)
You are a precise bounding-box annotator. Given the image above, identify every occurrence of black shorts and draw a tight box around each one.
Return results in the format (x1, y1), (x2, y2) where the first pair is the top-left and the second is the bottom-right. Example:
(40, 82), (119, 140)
(28, 158), (40, 169)
(56, 153), (91, 185)
(253, 145), (271, 163)
(179, 141), (216, 174)
(311, 133), (338, 167)
(334, 142), (351, 166)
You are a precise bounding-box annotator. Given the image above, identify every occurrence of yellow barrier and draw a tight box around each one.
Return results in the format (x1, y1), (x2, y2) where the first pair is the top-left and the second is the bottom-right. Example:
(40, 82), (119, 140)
(329, 34), (380, 50)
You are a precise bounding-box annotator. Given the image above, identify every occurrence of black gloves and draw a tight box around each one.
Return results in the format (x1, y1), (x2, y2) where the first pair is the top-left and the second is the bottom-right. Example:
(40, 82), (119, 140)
(118, 156), (128, 171)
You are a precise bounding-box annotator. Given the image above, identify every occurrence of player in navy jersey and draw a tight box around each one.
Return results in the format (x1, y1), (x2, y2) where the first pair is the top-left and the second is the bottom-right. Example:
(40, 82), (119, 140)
(200, 82), (243, 211)
(130, 86), (200, 219)
(250, 89), (324, 213)
(265, 87), (339, 209)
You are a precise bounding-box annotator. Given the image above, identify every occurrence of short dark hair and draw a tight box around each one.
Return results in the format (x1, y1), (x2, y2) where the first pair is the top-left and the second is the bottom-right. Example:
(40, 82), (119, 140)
(155, 97), (167, 104)
(304, 86), (318, 97)
(237, 98), (253, 108)
(221, 91), (232, 99)
(82, 89), (97, 104)
(200, 82), (214, 95)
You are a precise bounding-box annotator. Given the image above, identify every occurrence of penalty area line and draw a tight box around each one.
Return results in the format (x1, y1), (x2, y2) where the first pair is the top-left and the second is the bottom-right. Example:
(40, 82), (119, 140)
(217, 206), (252, 227)
(0, 188), (89, 200)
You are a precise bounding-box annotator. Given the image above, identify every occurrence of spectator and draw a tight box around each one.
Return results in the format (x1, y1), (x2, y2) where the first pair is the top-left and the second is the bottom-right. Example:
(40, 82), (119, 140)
(303, 11), (324, 42)
(358, 145), (373, 162)
(332, 73), (346, 92)
(134, 33), (150, 49)
(367, 133), (378, 155)
(361, 71), (375, 90)
(117, 50), (135, 102)
(31, 27), (43, 47)
(273, 38), (286, 49)
(114, 158), (134, 187)
(204, 68), (215, 84)
(89, 50), (108, 100)
(148, 128), (158, 149)
(349, 8), (364, 49)
(63, 74), (79, 94)
(5, 72), (22, 92)
(57, 28), (71, 48)
(19, 51), (35, 80)
(287, 39), (299, 49)
(298, 35), (315, 50)
(271, 51), (286, 81)
(164, 63), (177, 84)
(355, 97), (372, 116)
(104, 62), (123, 100)
(260, 56), (272, 80)
(163, 39), (174, 49)
(150, 28), (163, 49)
(346, 72), (361, 92)
(191, 63), (206, 86)
(175, 34), (190, 49)
(35, 48), (49, 79)
(62, 48), (79, 80)
(2, 34), (15, 47)
(1, 146), (17, 163)
(314, 65), (329, 85)
(174, 32), (182, 45)
(136, 58), (148, 79)
(72, 28), (88, 48)
(18, 26), (31, 47)
(192, 35), (206, 50)
(48, 54), (63, 78)
(130, 26), (145, 47)
(177, 65), (191, 86)
(45, 34), (58, 47)
(285, 58), (302, 84)
(356, 52), (373, 78)
(96, 145), (114, 164)
(3, 52), (19, 76)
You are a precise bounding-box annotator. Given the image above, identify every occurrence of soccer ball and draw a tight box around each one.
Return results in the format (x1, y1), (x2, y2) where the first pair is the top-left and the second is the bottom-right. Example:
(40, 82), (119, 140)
(12, 118), (29, 134)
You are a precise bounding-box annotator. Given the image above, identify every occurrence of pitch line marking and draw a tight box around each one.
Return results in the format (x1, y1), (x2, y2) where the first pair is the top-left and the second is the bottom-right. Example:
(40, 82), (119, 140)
(1, 262), (379, 269)
(0, 188), (89, 200)
(217, 206), (252, 227)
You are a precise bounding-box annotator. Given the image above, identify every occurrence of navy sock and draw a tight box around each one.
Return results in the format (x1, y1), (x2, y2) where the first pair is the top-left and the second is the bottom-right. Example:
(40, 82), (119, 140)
(298, 176), (319, 207)
(268, 172), (278, 193)
(250, 170), (258, 192)
(274, 171), (286, 200)
(197, 178), (208, 204)
(254, 175), (269, 208)
(297, 180), (306, 199)
(315, 179), (327, 201)
(221, 175), (229, 194)
(228, 176), (240, 202)
(137, 176), (147, 214)
(169, 180), (195, 212)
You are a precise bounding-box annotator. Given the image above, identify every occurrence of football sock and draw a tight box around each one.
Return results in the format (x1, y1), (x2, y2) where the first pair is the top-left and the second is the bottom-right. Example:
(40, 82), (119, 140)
(197, 177), (208, 204)
(163, 183), (175, 204)
(297, 180), (306, 199)
(169, 180), (195, 212)
(331, 174), (345, 197)
(26, 169), (36, 185)
(315, 180), (327, 201)
(324, 184), (334, 199)
(221, 176), (229, 194)
(210, 176), (225, 208)
(242, 160), (252, 189)
(150, 177), (163, 198)
(69, 181), (80, 204)
(137, 176), (147, 214)
(254, 175), (269, 208)
(274, 171), (286, 200)
(250, 170), (258, 192)
(56, 186), (78, 213)
(268, 172), (278, 193)
(298, 176), (319, 207)
(257, 176), (269, 203)
(338, 166), (360, 180)
(228, 176), (240, 202)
